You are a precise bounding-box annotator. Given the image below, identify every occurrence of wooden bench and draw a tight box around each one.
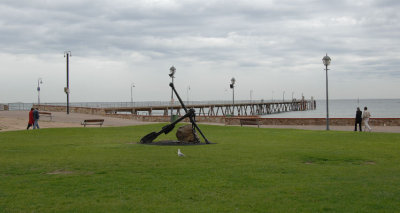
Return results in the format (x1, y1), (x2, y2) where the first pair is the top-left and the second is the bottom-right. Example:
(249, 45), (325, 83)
(39, 112), (53, 121)
(81, 119), (104, 127)
(240, 118), (260, 128)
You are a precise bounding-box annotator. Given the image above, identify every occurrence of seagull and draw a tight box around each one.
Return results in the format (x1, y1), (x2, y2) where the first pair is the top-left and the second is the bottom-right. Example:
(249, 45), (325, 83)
(178, 149), (185, 157)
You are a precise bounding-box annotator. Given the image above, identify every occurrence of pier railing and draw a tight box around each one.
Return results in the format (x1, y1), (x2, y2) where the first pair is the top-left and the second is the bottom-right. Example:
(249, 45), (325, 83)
(12, 100), (299, 109)
(18, 99), (316, 117)
(102, 99), (316, 116)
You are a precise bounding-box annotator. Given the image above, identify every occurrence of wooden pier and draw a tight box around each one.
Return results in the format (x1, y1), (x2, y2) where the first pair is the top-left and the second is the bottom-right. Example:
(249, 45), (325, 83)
(104, 99), (316, 116)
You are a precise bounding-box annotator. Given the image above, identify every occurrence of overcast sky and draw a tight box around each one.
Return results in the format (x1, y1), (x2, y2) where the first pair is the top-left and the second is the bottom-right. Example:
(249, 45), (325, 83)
(0, 0), (399, 103)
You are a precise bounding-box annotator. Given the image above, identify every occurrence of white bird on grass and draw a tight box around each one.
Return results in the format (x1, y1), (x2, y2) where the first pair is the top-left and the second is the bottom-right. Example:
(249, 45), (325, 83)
(178, 149), (185, 157)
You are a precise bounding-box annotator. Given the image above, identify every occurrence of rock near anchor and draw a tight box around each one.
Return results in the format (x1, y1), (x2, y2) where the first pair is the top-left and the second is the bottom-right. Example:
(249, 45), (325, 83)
(176, 124), (199, 142)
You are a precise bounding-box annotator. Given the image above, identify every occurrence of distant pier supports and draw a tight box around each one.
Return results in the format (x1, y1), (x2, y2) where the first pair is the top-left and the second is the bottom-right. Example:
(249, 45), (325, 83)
(103, 100), (316, 116)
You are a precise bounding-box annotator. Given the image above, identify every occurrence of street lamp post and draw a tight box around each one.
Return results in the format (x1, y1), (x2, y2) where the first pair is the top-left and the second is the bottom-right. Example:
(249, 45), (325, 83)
(283, 91), (285, 102)
(292, 92), (294, 101)
(130, 83), (135, 106)
(186, 85), (190, 104)
(250, 90), (253, 103)
(64, 51), (71, 114)
(37, 78), (43, 105)
(230, 77), (236, 115)
(322, 53), (332, 130)
(169, 66), (176, 121)
(272, 90), (274, 102)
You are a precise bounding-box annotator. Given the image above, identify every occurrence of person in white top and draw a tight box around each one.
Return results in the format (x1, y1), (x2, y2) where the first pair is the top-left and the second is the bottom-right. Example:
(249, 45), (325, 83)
(362, 106), (372, 132)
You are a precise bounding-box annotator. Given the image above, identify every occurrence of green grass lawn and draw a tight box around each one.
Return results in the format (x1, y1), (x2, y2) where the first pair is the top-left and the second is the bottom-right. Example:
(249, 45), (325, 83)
(1, 124), (400, 212)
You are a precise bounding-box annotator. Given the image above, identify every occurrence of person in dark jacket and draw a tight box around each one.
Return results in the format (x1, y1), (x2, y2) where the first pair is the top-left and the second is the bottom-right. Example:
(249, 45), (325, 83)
(354, 107), (362, 131)
(27, 108), (34, 130)
(33, 108), (40, 129)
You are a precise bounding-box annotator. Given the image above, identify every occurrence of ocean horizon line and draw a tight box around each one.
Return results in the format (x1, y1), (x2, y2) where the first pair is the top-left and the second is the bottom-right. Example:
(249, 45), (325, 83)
(3, 97), (400, 104)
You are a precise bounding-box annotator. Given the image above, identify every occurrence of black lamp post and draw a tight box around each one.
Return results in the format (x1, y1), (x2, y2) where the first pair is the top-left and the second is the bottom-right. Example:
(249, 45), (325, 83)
(169, 66), (176, 121)
(64, 51), (71, 114)
(230, 77), (236, 115)
(322, 53), (331, 130)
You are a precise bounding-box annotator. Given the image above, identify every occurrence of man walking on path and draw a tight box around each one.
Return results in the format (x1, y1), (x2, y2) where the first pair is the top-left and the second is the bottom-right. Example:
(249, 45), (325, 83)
(354, 107), (362, 131)
(363, 106), (372, 132)
(33, 108), (40, 129)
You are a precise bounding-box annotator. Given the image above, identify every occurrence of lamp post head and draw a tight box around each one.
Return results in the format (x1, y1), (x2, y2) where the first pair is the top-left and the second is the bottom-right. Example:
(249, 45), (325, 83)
(230, 77), (236, 85)
(37, 78), (42, 92)
(169, 66), (176, 77)
(230, 77), (236, 89)
(64, 51), (72, 57)
(322, 53), (331, 66)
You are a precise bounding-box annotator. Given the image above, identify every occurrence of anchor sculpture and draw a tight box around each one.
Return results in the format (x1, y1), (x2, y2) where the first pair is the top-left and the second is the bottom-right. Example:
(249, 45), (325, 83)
(140, 83), (210, 144)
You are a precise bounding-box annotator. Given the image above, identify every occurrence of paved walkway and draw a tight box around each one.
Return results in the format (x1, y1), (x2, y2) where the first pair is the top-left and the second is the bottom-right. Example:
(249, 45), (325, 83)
(257, 125), (400, 133)
(0, 111), (152, 132)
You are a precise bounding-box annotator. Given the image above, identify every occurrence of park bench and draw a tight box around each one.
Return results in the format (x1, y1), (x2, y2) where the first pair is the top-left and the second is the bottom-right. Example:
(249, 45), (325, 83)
(39, 112), (53, 121)
(239, 118), (260, 128)
(81, 119), (105, 127)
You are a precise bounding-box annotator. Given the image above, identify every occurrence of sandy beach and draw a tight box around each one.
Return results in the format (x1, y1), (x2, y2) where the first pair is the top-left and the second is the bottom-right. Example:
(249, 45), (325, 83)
(1, 110), (399, 133)
(0, 111), (152, 132)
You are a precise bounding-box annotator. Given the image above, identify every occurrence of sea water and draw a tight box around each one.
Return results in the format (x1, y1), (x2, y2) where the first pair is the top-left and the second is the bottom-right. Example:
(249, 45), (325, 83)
(261, 99), (400, 118)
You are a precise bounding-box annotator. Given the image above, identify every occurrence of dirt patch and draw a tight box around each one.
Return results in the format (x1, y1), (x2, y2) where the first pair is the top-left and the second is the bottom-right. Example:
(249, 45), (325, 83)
(46, 170), (94, 175)
(304, 161), (313, 165)
(364, 161), (376, 165)
(46, 170), (75, 175)
(139, 140), (215, 146)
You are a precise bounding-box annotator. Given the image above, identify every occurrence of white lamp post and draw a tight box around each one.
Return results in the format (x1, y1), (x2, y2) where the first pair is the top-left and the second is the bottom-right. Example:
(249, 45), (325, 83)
(186, 85), (190, 104)
(230, 77), (236, 115)
(37, 78), (43, 105)
(272, 90), (274, 102)
(130, 83), (135, 106)
(322, 53), (331, 130)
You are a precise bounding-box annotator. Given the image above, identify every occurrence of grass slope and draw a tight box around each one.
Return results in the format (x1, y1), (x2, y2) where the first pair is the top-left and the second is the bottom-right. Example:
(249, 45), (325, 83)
(0, 124), (400, 212)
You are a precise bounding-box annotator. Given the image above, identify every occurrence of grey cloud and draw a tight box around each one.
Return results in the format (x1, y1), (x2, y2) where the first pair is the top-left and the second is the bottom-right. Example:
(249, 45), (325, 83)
(0, 0), (400, 101)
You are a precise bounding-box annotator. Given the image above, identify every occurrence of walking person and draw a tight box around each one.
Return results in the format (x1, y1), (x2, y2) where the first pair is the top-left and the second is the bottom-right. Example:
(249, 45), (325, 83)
(33, 108), (40, 129)
(354, 107), (362, 131)
(363, 106), (372, 132)
(26, 108), (34, 130)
